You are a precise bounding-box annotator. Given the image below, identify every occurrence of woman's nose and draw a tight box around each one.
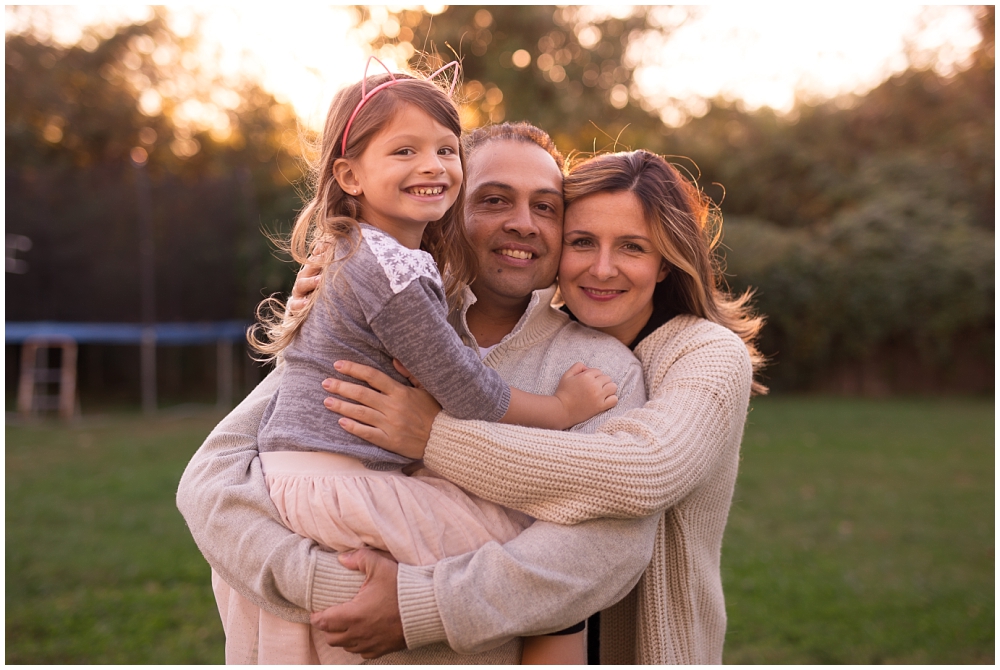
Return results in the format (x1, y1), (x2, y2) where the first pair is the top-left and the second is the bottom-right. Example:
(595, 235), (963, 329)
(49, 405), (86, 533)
(590, 248), (617, 280)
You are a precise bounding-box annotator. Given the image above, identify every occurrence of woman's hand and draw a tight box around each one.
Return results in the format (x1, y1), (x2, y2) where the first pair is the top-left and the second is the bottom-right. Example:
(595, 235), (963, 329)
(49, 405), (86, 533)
(323, 359), (441, 460)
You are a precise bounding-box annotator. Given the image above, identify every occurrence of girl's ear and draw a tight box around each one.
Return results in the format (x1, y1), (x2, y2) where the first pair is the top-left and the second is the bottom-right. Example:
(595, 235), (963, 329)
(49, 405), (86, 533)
(657, 259), (669, 283)
(333, 158), (362, 196)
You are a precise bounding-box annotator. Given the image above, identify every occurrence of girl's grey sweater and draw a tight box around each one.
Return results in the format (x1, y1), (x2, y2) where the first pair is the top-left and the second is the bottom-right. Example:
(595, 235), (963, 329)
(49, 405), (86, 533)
(259, 224), (509, 470)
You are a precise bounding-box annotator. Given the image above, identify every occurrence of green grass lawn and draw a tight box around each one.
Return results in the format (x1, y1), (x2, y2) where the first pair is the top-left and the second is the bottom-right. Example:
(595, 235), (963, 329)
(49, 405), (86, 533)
(5, 397), (994, 663)
(6, 410), (227, 664)
(723, 397), (994, 664)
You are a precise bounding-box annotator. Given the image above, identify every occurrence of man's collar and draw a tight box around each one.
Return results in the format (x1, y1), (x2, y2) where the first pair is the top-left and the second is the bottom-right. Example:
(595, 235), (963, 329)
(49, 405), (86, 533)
(450, 284), (559, 349)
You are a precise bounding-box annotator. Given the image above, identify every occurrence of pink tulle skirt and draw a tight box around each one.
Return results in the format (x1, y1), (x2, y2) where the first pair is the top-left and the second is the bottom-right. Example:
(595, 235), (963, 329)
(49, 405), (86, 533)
(212, 450), (532, 664)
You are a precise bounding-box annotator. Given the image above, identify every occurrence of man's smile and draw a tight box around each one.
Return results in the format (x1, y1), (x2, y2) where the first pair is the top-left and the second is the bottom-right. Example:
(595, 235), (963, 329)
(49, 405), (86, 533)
(498, 248), (534, 260)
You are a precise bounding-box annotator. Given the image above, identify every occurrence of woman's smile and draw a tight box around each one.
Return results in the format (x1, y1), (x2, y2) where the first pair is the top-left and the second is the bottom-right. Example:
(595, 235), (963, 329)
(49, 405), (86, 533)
(579, 286), (627, 300)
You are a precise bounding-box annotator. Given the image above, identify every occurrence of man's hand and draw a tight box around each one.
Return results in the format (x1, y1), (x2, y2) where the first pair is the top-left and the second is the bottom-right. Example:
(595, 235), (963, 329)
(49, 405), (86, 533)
(310, 548), (407, 659)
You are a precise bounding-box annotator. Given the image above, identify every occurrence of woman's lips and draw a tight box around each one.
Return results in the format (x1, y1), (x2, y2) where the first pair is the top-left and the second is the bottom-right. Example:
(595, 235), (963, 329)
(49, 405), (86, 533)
(580, 286), (626, 301)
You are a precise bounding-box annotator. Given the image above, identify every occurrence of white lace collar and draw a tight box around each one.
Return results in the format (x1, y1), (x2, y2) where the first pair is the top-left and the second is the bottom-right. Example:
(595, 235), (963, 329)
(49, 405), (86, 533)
(360, 225), (441, 295)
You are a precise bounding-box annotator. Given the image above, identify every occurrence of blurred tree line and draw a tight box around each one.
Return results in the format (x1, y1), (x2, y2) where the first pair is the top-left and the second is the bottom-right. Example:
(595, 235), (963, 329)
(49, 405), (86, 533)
(365, 4), (994, 393)
(5, 6), (993, 396)
(6, 12), (302, 324)
(665, 9), (994, 393)
(5, 12), (305, 402)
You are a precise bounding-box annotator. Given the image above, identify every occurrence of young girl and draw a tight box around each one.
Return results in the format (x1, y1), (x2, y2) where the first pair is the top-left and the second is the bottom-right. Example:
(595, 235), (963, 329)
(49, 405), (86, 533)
(225, 63), (615, 664)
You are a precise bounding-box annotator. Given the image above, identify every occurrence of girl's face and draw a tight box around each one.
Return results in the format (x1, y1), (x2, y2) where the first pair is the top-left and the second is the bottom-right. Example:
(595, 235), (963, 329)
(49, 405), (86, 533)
(558, 190), (668, 347)
(338, 104), (462, 249)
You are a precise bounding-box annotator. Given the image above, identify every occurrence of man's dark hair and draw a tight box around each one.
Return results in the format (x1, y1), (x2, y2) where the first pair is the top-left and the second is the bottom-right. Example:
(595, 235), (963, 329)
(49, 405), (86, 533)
(463, 122), (565, 173)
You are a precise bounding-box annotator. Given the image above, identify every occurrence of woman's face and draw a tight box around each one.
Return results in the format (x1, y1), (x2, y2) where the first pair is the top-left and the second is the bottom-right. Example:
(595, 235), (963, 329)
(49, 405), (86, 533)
(559, 190), (668, 346)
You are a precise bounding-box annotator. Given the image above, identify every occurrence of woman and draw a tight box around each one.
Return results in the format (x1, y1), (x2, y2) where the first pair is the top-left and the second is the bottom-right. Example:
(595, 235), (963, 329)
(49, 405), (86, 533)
(316, 149), (766, 663)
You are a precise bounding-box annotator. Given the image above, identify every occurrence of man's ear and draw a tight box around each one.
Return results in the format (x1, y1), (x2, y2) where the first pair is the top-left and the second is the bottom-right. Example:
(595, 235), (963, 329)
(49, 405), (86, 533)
(333, 158), (362, 196)
(657, 259), (670, 283)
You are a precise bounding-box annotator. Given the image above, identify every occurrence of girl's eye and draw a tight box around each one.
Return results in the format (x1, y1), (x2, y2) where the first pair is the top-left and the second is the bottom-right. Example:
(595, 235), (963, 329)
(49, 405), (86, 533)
(438, 146), (456, 155)
(395, 148), (415, 156)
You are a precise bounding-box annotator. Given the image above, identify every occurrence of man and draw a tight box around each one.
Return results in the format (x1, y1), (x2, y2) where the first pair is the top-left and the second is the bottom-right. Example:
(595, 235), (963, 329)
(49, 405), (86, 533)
(176, 123), (660, 663)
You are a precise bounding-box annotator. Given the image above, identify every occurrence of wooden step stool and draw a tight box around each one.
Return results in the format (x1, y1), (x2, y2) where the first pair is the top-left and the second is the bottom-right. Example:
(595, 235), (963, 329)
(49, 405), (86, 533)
(17, 337), (78, 420)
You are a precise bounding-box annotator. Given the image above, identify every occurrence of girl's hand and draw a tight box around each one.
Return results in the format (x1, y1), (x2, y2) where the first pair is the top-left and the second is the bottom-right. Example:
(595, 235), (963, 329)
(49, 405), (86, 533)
(554, 362), (618, 426)
(322, 360), (441, 460)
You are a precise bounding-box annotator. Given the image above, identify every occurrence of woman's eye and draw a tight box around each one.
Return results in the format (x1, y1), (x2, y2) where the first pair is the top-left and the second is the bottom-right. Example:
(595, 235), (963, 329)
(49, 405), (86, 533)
(567, 237), (594, 248)
(624, 243), (645, 252)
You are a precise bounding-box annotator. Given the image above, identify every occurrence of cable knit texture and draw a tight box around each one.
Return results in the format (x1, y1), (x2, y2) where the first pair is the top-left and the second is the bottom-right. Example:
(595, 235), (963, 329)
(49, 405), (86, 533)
(424, 315), (753, 664)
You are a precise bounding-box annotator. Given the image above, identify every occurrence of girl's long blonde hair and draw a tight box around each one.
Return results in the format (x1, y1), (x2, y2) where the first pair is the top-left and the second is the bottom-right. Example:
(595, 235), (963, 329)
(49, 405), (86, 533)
(249, 72), (478, 358)
(564, 150), (768, 395)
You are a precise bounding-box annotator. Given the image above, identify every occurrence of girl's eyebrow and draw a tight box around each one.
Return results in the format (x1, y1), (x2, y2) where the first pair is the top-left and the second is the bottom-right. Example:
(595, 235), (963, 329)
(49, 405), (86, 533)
(381, 131), (458, 144)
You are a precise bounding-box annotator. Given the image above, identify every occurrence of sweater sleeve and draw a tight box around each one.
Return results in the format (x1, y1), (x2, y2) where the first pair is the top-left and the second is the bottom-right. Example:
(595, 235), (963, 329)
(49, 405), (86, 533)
(175, 367), (366, 620)
(369, 278), (510, 422)
(397, 513), (661, 653)
(422, 318), (754, 524)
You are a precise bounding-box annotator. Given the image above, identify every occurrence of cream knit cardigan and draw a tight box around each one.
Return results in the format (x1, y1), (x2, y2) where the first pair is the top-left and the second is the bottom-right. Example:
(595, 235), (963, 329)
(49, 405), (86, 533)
(403, 314), (753, 664)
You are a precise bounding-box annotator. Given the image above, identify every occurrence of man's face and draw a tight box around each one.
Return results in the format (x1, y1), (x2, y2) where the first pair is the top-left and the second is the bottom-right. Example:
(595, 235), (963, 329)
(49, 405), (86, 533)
(464, 140), (564, 305)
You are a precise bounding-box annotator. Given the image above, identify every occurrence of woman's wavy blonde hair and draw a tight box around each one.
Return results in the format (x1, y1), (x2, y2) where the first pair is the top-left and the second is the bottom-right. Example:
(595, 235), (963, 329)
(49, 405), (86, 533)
(564, 150), (768, 394)
(249, 72), (478, 358)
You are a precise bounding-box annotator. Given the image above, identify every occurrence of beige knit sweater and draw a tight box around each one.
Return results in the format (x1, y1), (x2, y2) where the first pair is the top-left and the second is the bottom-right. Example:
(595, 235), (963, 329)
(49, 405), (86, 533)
(401, 314), (753, 664)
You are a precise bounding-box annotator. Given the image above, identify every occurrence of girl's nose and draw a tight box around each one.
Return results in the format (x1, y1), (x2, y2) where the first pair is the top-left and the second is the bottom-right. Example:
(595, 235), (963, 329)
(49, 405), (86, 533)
(419, 154), (446, 175)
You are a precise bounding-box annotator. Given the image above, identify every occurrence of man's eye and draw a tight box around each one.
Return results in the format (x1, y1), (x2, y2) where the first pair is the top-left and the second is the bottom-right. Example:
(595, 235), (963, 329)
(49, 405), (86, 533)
(483, 196), (505, 206)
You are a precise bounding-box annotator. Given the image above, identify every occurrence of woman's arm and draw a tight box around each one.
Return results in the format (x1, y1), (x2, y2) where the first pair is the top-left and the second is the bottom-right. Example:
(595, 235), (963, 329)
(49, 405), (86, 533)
(175, 367), (365, 619)
(422, 317), (754, 524)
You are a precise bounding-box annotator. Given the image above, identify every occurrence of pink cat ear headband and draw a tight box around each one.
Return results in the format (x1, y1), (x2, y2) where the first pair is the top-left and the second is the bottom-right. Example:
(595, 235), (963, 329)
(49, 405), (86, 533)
(340, 56), (461, 155)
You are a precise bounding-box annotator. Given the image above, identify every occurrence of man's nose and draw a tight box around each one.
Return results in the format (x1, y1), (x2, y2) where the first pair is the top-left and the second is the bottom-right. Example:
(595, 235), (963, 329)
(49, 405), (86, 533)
(502, 203), (539, 236)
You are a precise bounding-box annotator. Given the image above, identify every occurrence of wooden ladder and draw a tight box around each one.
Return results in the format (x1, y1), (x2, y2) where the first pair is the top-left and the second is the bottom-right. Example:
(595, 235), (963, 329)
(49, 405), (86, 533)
(17, 337), (78, 420)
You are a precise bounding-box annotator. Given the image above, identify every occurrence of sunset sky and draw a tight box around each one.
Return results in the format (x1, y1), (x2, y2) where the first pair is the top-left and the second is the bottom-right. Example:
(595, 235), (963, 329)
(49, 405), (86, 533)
(5, 5), (984, 128)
